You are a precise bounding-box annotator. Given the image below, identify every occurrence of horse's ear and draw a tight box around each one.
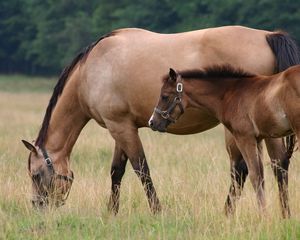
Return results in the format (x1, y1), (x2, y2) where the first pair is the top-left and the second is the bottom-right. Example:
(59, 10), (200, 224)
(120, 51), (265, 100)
(169, 68), (178, 82)
(22, 140), (38, 155)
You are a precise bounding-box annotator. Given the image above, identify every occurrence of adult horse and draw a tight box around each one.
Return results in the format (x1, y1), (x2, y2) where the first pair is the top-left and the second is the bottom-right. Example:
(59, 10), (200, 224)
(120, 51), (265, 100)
(22, 26), (299, 217)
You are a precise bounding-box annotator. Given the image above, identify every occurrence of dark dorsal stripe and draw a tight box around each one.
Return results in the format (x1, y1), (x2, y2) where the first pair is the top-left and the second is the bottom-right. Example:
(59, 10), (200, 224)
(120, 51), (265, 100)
(35, 32), (115, 147)
(179, 64), (255, 80)
(163, 64), (255, 83)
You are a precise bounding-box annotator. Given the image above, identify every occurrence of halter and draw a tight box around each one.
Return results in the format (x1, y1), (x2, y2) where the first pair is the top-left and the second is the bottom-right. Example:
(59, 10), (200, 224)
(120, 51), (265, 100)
(154, 82), (184, 123)
(39, 147), (74, 205)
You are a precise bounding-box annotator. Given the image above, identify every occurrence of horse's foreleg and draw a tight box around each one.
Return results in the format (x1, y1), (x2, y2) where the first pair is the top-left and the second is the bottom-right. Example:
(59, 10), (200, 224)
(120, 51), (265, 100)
(129, 151), (161, 214)
(107, 121), (161, 214)
(108, 143), (128, 214)
(265, 138), (290, 218)
(234, 136), (266, 213)
(224, 130), (248, 215)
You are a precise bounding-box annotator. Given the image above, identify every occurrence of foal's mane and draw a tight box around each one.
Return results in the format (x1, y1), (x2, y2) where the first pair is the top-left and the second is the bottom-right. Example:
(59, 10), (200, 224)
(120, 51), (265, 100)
(182, 65), (255, 79)
(163, 64), (256, 82)
(35, 32), (115, 147)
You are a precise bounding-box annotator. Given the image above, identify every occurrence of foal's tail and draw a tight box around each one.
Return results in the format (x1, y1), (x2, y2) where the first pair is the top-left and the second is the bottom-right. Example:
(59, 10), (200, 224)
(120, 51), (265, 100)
(266, 31), (300, 159)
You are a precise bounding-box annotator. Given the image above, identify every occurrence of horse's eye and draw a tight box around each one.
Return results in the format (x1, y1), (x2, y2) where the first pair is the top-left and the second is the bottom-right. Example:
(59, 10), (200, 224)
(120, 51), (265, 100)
(161, 95), (169, 101)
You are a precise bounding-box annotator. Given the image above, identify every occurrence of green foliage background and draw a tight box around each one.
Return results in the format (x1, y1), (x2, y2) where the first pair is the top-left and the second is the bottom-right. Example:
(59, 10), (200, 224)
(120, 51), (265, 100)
(1, 0), (299, 75)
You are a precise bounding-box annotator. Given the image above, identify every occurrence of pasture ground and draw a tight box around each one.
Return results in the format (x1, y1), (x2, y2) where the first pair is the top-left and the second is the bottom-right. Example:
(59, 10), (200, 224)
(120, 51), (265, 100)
(0, 75), (300, 239)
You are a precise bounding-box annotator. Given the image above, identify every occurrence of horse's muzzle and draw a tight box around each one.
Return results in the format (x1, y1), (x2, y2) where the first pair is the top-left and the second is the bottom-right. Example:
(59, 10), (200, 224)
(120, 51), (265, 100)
(31, 196), (48, 209)
(148, 119), (157, 131)
(148, 119), (168, 132)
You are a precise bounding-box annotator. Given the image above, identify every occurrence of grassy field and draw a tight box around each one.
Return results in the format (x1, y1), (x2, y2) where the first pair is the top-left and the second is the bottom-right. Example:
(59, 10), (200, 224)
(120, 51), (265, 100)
(0, 75), (300, 239)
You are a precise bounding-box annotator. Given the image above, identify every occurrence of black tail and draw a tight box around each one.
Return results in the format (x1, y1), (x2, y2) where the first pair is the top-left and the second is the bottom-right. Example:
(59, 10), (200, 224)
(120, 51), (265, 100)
(266, 31), (300, 159)
(266, 31), (300, 71)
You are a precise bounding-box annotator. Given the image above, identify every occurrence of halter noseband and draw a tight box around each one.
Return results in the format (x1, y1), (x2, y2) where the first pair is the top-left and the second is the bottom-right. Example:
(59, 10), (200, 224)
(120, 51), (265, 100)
(39, 147), (74, 204)
(154, 82), (184, 123)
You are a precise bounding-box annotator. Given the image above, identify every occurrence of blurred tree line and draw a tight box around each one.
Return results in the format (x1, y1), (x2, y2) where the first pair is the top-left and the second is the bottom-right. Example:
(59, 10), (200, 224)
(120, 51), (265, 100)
(1, 0), (299, 75)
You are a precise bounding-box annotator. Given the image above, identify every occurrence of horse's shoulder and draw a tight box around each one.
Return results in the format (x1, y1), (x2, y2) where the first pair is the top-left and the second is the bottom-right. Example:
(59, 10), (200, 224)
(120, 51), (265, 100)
(282, 65), (300, 94)
(282, 65), (300, 77)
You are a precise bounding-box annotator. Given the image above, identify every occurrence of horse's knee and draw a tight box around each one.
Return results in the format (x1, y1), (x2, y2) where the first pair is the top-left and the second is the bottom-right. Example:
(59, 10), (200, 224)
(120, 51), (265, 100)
(248, 165), (264, 188)
(111, 165), (126, 183)
(234, 159), (248, 183)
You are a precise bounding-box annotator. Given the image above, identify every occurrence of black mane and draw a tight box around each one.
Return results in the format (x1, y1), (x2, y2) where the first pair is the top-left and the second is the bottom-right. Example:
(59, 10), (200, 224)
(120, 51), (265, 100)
(35, 32), (115, 147)
(179, 64), (256, 80)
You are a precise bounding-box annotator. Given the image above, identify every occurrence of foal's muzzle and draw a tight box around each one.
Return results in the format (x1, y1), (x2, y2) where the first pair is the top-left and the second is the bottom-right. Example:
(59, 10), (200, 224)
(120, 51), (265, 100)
(148, 117), (170, 132)
(150, 96), (184, 132)
(148, 119), (155, 129)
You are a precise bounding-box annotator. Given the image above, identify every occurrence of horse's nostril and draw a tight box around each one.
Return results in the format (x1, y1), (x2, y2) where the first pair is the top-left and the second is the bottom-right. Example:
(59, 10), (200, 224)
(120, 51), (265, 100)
(148, 119), (154, 127)
(32, 200), (41, 207)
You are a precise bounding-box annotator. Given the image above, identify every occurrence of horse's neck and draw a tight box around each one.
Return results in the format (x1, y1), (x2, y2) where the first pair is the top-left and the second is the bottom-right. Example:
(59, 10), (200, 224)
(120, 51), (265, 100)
(44, 77), (89, 162)
(185, 79), (227, 119)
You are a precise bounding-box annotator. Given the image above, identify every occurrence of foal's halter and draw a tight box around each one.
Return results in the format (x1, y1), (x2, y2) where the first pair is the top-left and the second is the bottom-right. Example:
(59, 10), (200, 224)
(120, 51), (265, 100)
(154, 82), (184, 123)
(38, 148), (74, 205)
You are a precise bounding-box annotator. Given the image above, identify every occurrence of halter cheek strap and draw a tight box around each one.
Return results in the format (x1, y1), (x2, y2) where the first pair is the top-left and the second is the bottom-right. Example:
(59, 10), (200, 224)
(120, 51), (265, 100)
(39, 147), (74, 204)
(41, 148), (54, 174)
(154, 97), (184, 123)
(40, 148), (74, 182)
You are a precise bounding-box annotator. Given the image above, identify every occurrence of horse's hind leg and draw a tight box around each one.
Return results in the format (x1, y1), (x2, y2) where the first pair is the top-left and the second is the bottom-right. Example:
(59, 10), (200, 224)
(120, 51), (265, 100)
(108, 142), (128, 214)
(265, 138), (291, 218)
(106, 121), (161, 214)
(224, 130), (248, 215)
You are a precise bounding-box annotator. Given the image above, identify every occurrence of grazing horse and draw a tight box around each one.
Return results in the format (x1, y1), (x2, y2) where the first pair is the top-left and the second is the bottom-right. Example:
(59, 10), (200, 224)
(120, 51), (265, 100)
(150, 66), (299, 216)
(22, 26), (299, 216)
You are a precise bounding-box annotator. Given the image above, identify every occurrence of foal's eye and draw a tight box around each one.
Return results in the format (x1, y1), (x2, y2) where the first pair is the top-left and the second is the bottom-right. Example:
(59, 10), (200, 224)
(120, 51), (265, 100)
(161, 95), (169, 101)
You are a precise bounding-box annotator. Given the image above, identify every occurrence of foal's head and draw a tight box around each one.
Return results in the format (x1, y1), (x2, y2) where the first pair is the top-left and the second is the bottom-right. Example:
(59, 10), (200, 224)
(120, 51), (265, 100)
(22, 140), (73, 209)
(149, 68), (187, 132)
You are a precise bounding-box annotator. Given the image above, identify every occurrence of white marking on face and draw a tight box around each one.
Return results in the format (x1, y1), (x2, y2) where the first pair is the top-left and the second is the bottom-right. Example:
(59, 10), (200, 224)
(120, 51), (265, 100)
(148, 113), (155, 126)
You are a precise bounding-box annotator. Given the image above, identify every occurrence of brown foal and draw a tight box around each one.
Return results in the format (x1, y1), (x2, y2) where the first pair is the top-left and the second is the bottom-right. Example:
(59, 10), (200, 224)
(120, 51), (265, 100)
(150, 65), (299, 216)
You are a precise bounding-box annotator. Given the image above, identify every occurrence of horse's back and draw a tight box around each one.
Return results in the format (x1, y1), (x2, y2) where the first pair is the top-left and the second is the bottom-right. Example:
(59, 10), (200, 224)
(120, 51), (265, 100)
(88, 25), (274, 75)
(79, 26), (276, 133)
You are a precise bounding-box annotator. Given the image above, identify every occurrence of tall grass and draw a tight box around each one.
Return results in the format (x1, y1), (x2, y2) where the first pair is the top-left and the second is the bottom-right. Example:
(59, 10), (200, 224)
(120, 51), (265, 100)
(0, 76), (300, 239)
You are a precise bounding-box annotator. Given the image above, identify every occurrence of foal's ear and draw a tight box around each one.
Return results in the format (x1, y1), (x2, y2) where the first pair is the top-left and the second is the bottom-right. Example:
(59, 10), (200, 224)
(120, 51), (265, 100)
(169, 68), (178, 82)
(22, 140), (38, 155)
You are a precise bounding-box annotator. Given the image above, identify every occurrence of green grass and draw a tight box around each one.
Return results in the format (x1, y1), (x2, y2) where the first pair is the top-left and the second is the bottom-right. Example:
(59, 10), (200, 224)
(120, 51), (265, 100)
(0, 74), (55, 92)
(1, 75), (300, 239)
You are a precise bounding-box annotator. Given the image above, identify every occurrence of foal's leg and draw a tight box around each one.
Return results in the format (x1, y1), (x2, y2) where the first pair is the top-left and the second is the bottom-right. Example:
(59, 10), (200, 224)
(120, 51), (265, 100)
(108, 142), (128, 214)
(224, 130), (248, 215)
(107, 121), (161, 213)
(234, 136), (266, 212)
(265, 138), (290, 218)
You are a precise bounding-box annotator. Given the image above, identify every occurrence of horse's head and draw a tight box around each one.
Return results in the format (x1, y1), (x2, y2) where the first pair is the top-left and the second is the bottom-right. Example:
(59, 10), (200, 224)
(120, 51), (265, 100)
(22, 140), (74, 209)
(149, 68), (186, 132)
